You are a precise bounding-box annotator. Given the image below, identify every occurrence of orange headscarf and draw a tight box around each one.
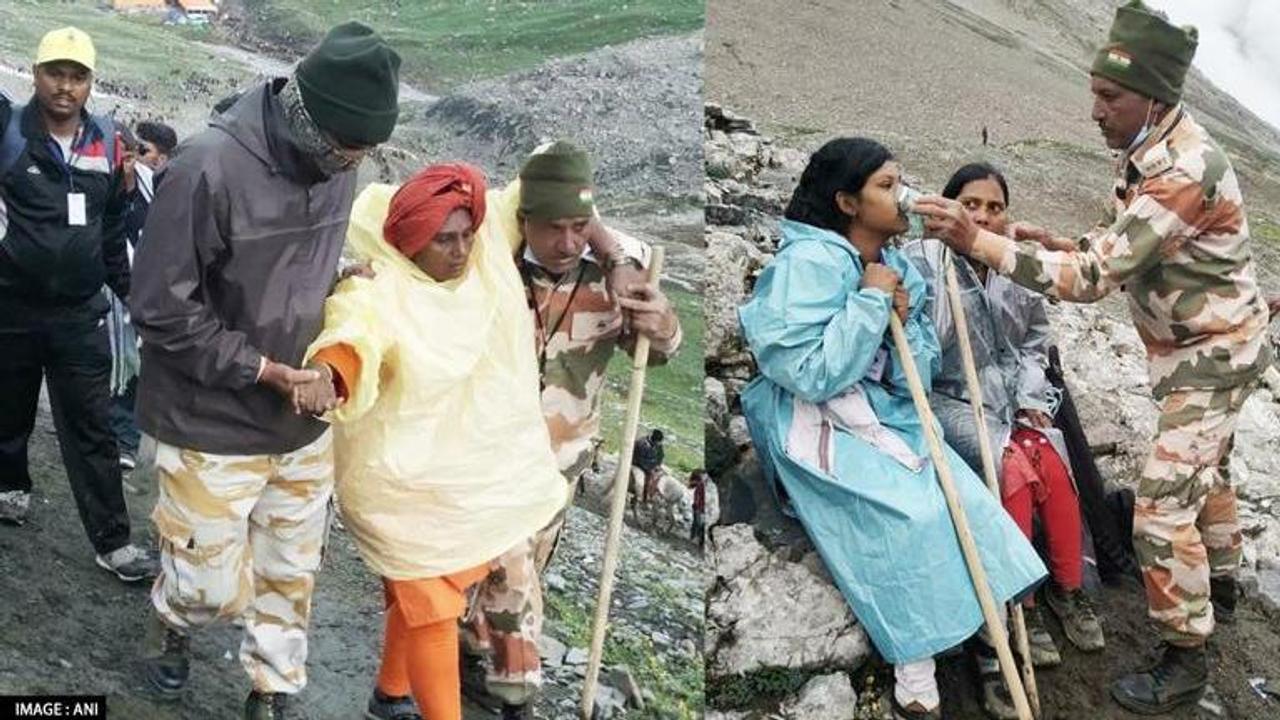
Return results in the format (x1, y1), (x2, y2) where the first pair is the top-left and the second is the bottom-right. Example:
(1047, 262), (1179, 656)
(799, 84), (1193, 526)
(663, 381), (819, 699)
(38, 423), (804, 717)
(383, 163), (487, 260)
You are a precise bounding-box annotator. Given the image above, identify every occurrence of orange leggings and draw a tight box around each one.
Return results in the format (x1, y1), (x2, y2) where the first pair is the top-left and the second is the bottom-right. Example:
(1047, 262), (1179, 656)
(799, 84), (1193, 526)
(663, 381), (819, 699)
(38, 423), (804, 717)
(376, 565), (491, 720)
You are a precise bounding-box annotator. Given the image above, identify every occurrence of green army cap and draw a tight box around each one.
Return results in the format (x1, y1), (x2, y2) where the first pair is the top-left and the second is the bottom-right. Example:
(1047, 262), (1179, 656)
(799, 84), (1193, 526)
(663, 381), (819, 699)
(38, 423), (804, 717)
(518, 140), (595, 220)
(1092, 0), (1198, 105)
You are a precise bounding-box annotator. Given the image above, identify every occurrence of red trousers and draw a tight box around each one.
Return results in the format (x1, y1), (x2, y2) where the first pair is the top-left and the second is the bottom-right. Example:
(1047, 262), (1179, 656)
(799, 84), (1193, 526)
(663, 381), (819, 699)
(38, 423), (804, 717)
(1001, 427), (1083, 591)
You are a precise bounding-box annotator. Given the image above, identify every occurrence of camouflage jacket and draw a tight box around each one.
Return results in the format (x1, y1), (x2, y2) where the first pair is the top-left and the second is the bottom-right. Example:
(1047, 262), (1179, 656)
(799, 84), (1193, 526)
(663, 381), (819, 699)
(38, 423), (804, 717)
(520, 242), (682, 478)
(971, 107), (1271, 398)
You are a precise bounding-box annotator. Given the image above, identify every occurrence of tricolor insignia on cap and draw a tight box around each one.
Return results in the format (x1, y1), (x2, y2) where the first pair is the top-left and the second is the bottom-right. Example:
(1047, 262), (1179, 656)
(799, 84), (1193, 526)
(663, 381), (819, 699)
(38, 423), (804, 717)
(1105, 48), (1132, 69)
(578, 188), (594, 203)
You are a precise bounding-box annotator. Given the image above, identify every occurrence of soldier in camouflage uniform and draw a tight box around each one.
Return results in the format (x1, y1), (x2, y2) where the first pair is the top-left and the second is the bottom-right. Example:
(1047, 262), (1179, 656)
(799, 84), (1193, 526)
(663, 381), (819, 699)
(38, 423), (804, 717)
(919, 2), (1269, 714)
(464, 141), (682, 719)
(129, 24), (401, 719)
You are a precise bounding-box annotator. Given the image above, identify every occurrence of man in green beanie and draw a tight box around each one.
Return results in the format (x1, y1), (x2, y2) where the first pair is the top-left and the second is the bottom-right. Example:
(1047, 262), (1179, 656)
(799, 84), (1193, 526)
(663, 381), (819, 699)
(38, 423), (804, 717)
(129, 21), (399, 719)
(918, 1), (1269, 714)
(461, 140), (681, 719)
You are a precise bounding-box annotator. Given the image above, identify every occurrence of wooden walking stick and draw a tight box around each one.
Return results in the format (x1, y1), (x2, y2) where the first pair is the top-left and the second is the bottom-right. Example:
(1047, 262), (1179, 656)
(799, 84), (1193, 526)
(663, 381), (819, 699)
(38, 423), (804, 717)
(887, 312), (1034, 720)
(580, 246), (665, 720)
(943, 258), (1042, 719)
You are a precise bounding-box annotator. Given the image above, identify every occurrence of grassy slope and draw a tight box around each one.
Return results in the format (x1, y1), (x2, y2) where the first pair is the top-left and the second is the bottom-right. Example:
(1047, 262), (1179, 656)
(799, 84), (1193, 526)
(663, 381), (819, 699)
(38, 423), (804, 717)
(598, 285), (704, 477)
(546, 589), (703, 720)
(237, 0), (703, 90)
(0, 1), (250, 108)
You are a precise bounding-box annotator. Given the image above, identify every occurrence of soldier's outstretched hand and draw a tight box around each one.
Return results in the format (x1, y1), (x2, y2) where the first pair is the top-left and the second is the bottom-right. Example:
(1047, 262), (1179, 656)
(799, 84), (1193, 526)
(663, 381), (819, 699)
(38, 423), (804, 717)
(618, 282), (678, 342)
(1009, 221), (1076, 252)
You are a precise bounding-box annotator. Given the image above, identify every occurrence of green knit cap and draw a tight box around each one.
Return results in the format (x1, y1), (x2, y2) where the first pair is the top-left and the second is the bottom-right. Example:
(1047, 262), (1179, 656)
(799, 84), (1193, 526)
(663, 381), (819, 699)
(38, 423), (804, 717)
(518, 140), (595, 220)
(1091, 0), (1197, 105)
(296, 21), (401, 146)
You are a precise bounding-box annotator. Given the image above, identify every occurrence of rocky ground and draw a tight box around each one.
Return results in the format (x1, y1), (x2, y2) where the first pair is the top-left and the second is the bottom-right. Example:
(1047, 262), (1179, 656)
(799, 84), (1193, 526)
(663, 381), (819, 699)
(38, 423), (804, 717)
(0, 399), (704, 719)
(702, 106), (1280, 719)
(705, 0), (1280, 238)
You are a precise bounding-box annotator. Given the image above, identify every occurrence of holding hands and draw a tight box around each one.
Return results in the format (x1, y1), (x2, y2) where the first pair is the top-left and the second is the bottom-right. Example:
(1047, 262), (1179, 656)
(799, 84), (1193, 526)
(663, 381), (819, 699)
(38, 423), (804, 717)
(293, 363), (342, 416)
(257, 359), (341, 416)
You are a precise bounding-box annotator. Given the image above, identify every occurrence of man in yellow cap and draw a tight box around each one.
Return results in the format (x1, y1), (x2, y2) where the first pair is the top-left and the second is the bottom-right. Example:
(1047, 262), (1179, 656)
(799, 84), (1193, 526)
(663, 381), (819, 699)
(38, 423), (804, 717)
(0, 28), (156, 582)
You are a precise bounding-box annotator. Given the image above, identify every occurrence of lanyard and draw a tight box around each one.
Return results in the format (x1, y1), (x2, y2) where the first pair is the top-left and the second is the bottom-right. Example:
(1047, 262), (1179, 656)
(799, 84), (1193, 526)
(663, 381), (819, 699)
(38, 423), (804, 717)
(46, 124), (83, 192)
(519, 253), (585, 391)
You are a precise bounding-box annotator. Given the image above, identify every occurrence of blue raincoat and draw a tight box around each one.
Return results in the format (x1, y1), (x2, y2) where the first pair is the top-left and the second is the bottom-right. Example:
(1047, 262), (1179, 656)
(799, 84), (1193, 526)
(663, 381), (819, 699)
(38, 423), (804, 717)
(738, 219), (1047, 663)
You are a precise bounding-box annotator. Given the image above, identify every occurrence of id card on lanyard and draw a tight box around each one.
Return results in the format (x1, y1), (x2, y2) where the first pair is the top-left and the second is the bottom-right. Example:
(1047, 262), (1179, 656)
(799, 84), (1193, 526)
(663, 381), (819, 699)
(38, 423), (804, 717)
(49, 128), (87, 226)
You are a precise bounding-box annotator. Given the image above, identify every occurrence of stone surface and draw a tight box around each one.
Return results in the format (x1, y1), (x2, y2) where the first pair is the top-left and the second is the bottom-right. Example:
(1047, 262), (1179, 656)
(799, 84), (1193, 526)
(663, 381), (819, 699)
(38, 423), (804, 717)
(607, 666), (645, 709)
(538, 634), (568, 668)
(781, 672), (859, 720)
(707, 524), (872, 678)
(705, 230), (766, 363)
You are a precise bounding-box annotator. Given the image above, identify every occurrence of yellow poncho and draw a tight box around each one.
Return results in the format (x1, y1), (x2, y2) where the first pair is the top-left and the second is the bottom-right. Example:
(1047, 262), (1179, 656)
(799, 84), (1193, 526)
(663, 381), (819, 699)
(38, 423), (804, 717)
(306, 183), (567, 580)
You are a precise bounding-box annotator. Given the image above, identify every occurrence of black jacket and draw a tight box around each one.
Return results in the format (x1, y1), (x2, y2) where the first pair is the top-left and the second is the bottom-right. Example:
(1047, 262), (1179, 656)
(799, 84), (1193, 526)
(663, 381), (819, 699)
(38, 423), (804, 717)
(0, 99), (129, 321)
(632, 438), (665, 472)
(130, 79), (357, 455)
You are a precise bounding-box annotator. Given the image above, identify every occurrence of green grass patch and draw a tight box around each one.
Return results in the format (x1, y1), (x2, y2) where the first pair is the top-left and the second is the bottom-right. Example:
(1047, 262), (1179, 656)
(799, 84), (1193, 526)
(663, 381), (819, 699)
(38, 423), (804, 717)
(608, 632), (703, 719)
(1253, 219), (1280, 246)
(599, 284), (704, 477)
(237, 0), (704, 91)
(545, 589), (704, 720)
(0, 0), (251, 110)
(708, 666), (812, 710)
(2, 0), (700, 108)
(544, 589), (593, 647)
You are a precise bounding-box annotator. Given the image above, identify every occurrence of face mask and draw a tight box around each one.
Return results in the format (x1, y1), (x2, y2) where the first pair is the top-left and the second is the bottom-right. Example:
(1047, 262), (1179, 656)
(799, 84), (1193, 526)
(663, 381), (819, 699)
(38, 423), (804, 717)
(1125, 99), (1157, 154)
(314, 143), (362, 176)
(897, 184), (927, 240)
(280, 78), (363, 176)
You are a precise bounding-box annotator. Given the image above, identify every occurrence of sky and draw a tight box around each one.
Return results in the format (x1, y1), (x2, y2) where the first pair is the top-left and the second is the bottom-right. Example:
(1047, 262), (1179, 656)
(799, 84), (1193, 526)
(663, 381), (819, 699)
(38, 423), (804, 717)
(1145, 0), (1280, 132)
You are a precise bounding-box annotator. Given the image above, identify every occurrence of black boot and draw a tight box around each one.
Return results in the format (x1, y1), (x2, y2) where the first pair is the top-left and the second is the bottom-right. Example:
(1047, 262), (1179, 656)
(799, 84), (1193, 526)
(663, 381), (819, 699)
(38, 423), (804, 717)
(244, 691), (289, 720)
(366, 687), (421, 720)
(1111, 643), (1208, 715)
(141, 615), (189, 700)
(459, 651), (502, 711)
(1210, 575), (1237, 624)
(501, 702), (534, 720)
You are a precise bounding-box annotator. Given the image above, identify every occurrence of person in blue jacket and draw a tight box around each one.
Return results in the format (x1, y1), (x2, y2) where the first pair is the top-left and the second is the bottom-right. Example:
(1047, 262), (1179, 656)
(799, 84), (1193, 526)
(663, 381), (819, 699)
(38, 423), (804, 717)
(737, 137), (1047, 720)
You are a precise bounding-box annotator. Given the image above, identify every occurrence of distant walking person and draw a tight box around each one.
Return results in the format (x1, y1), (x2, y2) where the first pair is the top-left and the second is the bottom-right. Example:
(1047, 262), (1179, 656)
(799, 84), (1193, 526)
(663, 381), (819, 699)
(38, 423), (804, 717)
(633, 428), (666, 504)
(690, 469), (708, 549)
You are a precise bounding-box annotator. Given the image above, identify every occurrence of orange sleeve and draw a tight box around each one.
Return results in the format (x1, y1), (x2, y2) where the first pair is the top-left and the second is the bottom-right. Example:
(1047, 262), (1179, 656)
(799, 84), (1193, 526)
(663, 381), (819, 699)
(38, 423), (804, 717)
(312, 343), (361, 401)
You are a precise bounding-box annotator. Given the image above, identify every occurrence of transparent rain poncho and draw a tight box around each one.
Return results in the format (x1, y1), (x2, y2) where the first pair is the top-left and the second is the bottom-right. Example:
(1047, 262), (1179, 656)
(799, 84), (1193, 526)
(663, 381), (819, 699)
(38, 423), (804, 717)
(901, 238), (1064, 480)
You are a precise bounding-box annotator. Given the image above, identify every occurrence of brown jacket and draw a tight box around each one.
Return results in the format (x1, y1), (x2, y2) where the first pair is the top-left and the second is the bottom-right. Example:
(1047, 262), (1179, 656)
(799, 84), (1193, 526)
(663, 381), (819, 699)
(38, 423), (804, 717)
(130, 80), (356, 454)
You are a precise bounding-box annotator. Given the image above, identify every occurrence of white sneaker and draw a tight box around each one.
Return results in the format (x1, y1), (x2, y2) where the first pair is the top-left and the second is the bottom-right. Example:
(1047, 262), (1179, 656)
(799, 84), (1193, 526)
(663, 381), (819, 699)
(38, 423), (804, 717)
(119, 453), (137, 470)
(0, 490), (31, 526)
(96, 543), (159, 582)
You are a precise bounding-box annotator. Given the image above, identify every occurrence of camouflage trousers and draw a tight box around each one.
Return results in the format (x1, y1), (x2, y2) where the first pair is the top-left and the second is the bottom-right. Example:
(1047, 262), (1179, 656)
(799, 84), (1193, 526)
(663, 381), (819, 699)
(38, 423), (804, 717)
(1134, 386), (1249, 647)
(463, 476), (576, 705)
(149, 431), (335, 694)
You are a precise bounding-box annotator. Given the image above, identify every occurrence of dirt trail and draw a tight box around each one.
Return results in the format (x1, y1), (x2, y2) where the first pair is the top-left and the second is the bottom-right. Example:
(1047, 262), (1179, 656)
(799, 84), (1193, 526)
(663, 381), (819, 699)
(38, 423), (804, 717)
(0, 404), (488, 719)
(0, 401), (704, 718)
(927, 578), (1280, 720)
